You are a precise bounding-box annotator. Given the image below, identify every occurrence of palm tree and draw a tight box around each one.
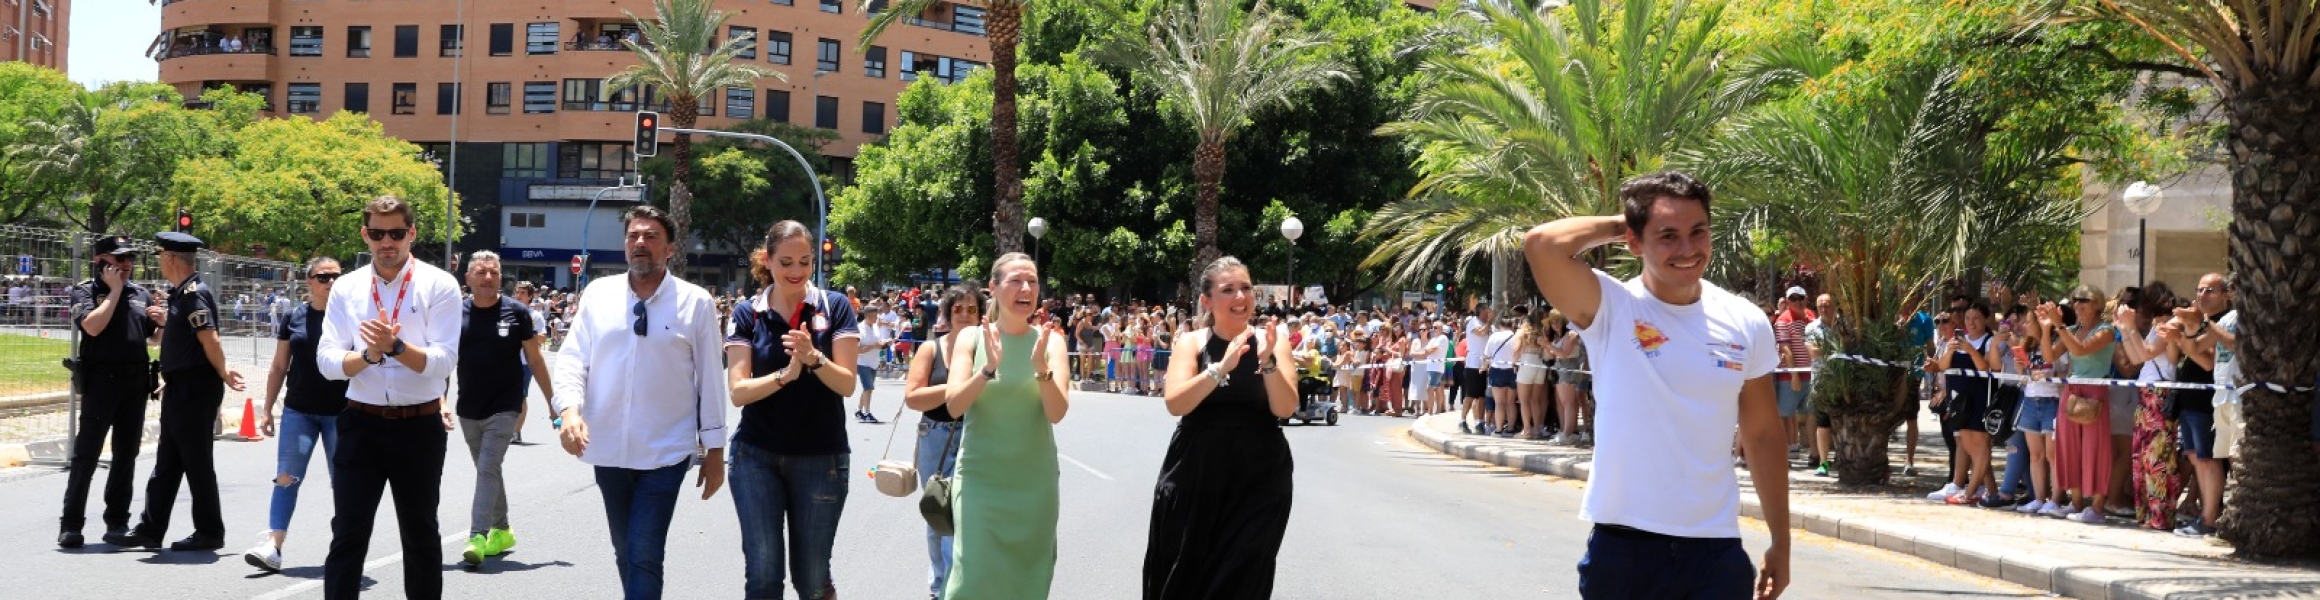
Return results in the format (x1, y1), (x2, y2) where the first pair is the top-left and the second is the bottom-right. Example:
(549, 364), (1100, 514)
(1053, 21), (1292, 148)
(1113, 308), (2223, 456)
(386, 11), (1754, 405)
(1685, 65), (2087, 485)
(2072, 0), (2320, 560)
(1095, 0), (1349, 281)
(1364, 0), (1738, 291)
(607, 0), (782, 271)
(861, 0), (1034, 254)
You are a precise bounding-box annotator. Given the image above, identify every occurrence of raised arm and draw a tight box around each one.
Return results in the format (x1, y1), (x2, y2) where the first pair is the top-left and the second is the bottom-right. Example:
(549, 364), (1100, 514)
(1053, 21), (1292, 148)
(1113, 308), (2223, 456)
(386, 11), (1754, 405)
(1522, 216), (1624, 329)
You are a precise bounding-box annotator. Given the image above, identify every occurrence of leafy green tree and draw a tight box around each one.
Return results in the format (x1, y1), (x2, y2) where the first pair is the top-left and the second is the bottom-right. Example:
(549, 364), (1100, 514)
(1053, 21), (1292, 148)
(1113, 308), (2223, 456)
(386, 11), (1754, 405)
(0, 63), (80, 225)
(7, 82), (229, 235)
(861, 0), (1037, 256)
(1094, 0), (1349, 284)
(169, 112), (456, 260)
(606, 0), (783, 272)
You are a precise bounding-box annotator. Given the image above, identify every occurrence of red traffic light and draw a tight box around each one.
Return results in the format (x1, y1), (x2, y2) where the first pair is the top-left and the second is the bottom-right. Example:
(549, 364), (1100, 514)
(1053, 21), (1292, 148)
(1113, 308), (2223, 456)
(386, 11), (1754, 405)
(175, 209), (192, 232)
(635, 111), (661, 158)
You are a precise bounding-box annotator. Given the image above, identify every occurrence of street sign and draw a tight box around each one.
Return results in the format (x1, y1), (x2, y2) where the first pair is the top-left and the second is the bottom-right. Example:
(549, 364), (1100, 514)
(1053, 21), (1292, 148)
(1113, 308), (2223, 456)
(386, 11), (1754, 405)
(571, 255), (585, 275)
(17, 255), (31, 275)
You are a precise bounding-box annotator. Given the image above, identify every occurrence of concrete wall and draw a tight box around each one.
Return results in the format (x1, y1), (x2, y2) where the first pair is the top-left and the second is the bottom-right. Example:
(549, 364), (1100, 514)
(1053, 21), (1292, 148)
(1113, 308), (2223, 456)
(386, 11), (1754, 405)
(2079, 165), (2233, 296)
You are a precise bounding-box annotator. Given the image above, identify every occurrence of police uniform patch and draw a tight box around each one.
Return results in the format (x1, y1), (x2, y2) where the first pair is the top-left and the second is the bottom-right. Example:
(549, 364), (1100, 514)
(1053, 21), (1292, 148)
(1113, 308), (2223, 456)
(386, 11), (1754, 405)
(189, 309), (210, 329)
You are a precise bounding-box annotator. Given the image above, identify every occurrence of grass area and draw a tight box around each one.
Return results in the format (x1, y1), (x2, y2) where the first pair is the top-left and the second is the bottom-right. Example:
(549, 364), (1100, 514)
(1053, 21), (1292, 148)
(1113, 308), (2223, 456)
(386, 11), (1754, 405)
(1, 331), (82, 397)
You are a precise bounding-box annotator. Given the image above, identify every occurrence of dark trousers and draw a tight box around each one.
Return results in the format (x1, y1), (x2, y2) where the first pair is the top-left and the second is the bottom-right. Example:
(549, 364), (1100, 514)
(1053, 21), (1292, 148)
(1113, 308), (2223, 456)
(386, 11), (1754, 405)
(1577, 525), (1753, 599)
(134, 368), (224, 539)
(61, 366), (152, 531)
(596, 459), (692, 600)
(325, 409), (448, 600)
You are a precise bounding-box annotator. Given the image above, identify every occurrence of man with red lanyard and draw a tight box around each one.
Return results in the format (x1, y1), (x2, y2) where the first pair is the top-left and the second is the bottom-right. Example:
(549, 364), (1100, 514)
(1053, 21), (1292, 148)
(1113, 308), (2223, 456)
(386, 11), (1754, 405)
(316, 196), (466, 600)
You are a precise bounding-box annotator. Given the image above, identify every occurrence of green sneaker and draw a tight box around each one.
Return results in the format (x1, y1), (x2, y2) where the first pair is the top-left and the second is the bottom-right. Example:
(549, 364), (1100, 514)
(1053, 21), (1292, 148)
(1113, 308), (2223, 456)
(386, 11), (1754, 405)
(488, 528), (516, 554)
(461, 534), (490, 566)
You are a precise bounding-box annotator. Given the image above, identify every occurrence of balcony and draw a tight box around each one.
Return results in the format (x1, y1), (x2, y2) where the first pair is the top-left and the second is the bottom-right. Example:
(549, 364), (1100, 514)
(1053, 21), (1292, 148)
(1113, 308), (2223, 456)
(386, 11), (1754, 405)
(159, 0), (273, 33)
(159, 49), (276, 83)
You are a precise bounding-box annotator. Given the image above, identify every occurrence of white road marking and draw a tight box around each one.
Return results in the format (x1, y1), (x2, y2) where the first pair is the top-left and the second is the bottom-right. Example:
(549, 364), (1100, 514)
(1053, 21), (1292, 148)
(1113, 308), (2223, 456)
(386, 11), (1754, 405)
(1059, 453), (1114, 480)
(250, 531), (467, 600)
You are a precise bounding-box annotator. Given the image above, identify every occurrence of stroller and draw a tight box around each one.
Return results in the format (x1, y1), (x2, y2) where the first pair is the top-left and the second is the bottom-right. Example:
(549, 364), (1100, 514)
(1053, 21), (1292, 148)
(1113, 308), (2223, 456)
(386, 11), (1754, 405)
(1288, 370), (1340, 426)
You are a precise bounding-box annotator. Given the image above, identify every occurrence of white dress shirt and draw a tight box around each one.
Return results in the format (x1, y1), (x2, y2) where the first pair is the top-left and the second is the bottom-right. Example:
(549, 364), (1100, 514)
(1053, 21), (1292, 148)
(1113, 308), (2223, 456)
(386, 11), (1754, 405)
(551, 270), (730, 471)
(317, 260), (463, 406)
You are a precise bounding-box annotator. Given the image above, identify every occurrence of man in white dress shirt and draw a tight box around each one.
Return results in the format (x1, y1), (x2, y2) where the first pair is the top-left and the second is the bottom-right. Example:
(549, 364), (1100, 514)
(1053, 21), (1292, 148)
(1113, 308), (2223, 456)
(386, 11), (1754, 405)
(551, 206), (729, 600)
(315, 196), (465, 600)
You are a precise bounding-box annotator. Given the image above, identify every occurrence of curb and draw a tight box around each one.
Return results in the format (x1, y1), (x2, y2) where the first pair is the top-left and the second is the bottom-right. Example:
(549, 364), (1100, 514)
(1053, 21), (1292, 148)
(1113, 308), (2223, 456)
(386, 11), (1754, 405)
(1404, 416), (2224, 600)
(0, 443), (27, 468)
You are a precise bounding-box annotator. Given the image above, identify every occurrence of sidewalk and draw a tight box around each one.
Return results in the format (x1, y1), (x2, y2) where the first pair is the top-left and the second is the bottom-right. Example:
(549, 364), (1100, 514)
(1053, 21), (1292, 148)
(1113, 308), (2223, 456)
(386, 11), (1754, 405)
(1405, 410), (2320, 600)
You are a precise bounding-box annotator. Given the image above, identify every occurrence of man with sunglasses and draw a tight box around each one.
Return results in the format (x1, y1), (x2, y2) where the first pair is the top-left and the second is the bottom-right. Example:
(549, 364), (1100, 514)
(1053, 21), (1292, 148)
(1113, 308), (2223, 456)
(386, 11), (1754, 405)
(314, 196), (466, 600)
(550, 206), (729, 599)
(57, 235), (166, 548)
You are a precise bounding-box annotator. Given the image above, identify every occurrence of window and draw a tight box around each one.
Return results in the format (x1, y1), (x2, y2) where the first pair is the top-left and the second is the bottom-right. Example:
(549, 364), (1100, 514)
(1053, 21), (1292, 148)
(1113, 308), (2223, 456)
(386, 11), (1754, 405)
(344, 82), (370, 113)
(817, 38), (839, 72)
(820, 0), (841, 13)
(729, 26), (756, 60)
(394, 25), (418, 57)
(726, 87), (754, 119)
(766, 31), (792, 65)
(287, 83), (321, 114)
(489, 23), (513, 56)
(606, 83), (664, 112)
(864, 45), (886, 78)
(815, 95), (838, 129)
(557, 142), (637, 180)
(901, 50), (924, 82)
(771, 0), (792, 5)
(697, 95), (715, 118)
(391, 83), (417, 114)
(486, 83), (511, 114)
(508, 212), (547, 228)
(502, 143), (549, 178)
(764, 90), (791, 123)
(527, 22), (559, 55)
(437, 83), (460, 115)
(289, 27), (323, 57)
(955, 6), (988, 36)
(347, 26), (372, 58)
(562, 79), (653, 111)
(440, 24), (463, 57)
(523, 81), (556, 113)
(862, 101), (885, 134)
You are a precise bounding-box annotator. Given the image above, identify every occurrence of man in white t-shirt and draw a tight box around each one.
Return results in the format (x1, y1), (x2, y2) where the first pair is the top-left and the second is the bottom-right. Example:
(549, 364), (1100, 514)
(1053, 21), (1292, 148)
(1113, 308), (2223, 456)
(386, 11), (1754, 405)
(1460, 305), (1494, 432)
(1424, 325), (1451, 414)
(1522, 171), (1789, 599)
(853, 306), (890, 423)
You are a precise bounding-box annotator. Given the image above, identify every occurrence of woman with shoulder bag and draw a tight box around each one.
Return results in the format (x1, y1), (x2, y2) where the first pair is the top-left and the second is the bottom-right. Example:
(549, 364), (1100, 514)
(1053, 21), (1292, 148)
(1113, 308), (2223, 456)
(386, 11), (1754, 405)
(898, 284), (982, 597)
(2041, 286), (2117, 523)
(1144, 257), (1299, 600)
(724, 221), (863, 599)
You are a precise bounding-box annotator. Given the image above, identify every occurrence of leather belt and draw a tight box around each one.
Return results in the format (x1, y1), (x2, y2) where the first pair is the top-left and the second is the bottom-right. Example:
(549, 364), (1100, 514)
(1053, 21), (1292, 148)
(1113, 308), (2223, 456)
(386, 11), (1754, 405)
(345, 398), (443, 420)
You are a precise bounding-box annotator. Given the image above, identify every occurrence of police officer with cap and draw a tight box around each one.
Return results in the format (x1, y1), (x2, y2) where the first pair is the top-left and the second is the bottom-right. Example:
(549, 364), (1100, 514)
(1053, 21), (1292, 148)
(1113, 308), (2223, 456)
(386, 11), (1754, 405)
(57, 235), (166, 548)
(106, 232), (246, 551)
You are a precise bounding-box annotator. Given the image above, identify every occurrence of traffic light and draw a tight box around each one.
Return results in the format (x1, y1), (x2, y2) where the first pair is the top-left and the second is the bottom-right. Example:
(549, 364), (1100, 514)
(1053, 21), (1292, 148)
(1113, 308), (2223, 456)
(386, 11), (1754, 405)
(634, 111), (660, 158)
(175, 208), (192, 233)
(821, 239), (835, 264)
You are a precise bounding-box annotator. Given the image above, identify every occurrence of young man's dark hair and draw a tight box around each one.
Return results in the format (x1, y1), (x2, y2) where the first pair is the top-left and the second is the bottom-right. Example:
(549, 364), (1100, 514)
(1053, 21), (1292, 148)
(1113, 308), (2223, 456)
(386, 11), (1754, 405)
(1620, 171), (1714, 234)
(364, 195), (416, 228)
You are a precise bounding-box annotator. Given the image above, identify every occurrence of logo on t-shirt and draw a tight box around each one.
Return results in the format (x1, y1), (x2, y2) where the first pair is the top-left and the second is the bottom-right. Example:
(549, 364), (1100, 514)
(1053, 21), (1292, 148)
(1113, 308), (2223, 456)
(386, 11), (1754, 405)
(1710, 342), (1749, 372)
(1633, 320), (1670, 357)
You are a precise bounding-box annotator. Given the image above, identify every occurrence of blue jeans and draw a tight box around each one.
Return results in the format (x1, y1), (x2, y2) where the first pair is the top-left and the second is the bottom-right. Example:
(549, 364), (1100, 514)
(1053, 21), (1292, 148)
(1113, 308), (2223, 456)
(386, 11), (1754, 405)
(595, 458), (692, 600)
(1578, 525), (1753, 599)
(915, 420), (963, 597)
(730, 441), (848, 600)
(1998, 433), (2029, 497)
(270, 407), (340, 532)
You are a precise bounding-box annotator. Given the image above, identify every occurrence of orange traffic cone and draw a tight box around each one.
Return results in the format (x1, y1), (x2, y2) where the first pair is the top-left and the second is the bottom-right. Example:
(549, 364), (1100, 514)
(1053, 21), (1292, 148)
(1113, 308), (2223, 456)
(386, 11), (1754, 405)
(237, 398), (262, 441)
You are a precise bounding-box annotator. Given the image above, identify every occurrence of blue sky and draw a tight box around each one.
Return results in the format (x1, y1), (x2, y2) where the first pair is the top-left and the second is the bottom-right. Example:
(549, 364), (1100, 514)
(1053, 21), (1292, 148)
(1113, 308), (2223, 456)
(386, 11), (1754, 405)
(66, 1), (161, 87)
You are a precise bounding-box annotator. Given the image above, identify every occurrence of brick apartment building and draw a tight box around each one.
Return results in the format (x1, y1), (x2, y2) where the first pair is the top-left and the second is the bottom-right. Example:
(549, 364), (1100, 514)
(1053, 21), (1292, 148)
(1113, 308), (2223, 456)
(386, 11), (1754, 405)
(4, 0), (67, 72)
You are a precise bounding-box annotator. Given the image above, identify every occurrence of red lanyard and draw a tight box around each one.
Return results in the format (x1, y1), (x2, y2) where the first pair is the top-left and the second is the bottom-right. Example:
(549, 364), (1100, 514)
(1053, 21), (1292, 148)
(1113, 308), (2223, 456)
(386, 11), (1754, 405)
(371, 268), (414, 324)
(787, 300), (810, 332)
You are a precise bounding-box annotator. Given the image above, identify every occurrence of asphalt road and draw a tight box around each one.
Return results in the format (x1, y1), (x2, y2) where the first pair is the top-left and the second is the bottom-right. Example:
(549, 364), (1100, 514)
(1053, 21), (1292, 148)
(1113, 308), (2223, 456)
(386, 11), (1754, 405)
(0, 382), (2047, 599)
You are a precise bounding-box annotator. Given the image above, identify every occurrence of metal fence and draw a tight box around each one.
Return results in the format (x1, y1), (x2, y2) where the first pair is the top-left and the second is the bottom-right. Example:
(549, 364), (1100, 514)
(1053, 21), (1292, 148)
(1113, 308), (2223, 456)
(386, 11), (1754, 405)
(1, 224), (296, 462)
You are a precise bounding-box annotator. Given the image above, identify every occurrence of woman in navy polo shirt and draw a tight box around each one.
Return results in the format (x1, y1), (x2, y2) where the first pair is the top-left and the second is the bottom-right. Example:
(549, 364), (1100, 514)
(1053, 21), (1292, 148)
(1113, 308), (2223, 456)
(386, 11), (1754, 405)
(724, 221), (862, 600)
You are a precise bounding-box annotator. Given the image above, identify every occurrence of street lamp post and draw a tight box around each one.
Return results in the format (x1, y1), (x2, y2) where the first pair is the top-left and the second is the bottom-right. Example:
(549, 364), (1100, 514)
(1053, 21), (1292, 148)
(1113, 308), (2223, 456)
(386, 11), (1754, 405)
(2122, 181), (2165, 287)
(1280, 216), (1303, 308)
(1027, 217), (1048, 267)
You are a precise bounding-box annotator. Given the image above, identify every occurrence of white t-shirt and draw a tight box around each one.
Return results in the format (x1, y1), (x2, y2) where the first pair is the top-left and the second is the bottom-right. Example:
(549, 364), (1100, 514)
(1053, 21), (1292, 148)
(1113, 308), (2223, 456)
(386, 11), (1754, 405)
(857, 323), (888, 368)
(1484, 329), (1518, 369)
(1426, 334), (1450, 372)
(1575, 270), (1775, 539)
(1463, 316), (1489, 369)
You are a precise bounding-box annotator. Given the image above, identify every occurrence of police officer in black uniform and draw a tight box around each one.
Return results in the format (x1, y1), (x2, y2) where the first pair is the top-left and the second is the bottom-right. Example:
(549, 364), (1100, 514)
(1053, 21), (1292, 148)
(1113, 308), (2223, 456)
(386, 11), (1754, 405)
(57, 235), (165, 549)
(105, 232), (246, 552)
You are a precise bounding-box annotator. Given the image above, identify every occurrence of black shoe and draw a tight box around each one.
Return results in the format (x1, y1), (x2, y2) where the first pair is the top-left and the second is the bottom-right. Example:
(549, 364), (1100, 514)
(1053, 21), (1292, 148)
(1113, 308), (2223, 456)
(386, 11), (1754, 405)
(169, 534), (226, 552)
(103, 528), (159, 549)
(57, 530), (83, 549)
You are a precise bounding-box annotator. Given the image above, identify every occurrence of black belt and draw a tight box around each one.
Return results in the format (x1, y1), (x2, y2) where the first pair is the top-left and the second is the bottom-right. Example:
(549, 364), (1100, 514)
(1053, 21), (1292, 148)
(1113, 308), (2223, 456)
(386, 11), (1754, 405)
(1593, 524), (1681, 542)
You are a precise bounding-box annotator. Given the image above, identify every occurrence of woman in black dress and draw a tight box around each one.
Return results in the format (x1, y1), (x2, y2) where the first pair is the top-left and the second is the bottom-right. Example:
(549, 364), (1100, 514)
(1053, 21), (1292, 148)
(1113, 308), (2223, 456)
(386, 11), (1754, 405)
(1144, 256), (1299, 600)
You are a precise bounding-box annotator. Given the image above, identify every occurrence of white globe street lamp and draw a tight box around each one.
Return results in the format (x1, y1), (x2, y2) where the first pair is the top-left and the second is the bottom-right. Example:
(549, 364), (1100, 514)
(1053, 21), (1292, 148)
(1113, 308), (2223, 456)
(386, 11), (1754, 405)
(1027, 217), (1048, 271)
(2122, 181), (2164, 286)
(1281, 216), (1304, 307)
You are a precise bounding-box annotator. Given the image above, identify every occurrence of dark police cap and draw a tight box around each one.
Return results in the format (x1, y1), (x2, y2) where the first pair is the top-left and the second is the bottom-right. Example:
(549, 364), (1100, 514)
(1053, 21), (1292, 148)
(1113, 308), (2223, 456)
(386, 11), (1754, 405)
(92, 235), (137, 256)
(155, 231), (206, 252)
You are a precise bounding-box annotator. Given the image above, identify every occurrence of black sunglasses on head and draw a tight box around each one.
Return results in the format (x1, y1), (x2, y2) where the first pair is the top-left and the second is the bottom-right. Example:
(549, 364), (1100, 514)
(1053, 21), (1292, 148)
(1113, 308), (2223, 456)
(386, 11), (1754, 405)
(310, 273), (341, 284)
(365, 227), (410, 242)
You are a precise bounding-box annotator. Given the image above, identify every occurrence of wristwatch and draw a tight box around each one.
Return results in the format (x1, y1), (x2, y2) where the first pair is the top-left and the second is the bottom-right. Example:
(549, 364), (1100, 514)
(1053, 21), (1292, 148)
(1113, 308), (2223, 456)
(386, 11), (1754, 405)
(981, 367), (1000, 381)
(385, 339), (407, 358)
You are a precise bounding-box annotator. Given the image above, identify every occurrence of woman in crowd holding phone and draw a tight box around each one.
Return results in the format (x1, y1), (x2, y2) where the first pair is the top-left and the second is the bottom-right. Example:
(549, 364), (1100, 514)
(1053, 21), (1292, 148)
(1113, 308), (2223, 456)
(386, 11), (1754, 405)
(942, 253), (1070, 600)
(1145, 256), (1298, 599)
(2041, 285), (2117, 523)
(724, 220), (862, 599)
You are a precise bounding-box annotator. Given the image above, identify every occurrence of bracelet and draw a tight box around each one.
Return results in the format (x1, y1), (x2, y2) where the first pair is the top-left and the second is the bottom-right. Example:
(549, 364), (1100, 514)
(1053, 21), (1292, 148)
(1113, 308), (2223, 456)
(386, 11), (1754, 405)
(1034, 370), (1053, 382)
(1204, 364), (1229, 386)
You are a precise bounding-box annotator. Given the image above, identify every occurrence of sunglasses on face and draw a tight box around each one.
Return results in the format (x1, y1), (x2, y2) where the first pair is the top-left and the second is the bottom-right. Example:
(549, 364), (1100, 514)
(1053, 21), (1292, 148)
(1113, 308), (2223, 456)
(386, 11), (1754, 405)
(311, 272), (341, 284)
(2197, 286), (2224, 295)
(632, 300), (649, 336)
(2070, 298), (2093, 304)
(365, 227), (410, 242)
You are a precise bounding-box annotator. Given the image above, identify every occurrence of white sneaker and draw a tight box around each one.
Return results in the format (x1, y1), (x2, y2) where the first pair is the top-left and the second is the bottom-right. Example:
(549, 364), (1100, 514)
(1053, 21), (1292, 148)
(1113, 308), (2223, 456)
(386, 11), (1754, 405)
(1550, 434), (1571, 445)
(2040, 504), (2074, 518)
(243, 539), (282, 573)
(2071, 507), (2107, 524)
(2015, 499), (2045, 514)
(1577, 432), (1591, 444)
(1925, 483), (1962, 502)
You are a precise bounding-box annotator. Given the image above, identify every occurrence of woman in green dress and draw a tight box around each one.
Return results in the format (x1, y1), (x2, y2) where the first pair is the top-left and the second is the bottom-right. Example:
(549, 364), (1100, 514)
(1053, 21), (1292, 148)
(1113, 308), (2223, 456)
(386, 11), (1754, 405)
(942, 252), (1072, 600)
